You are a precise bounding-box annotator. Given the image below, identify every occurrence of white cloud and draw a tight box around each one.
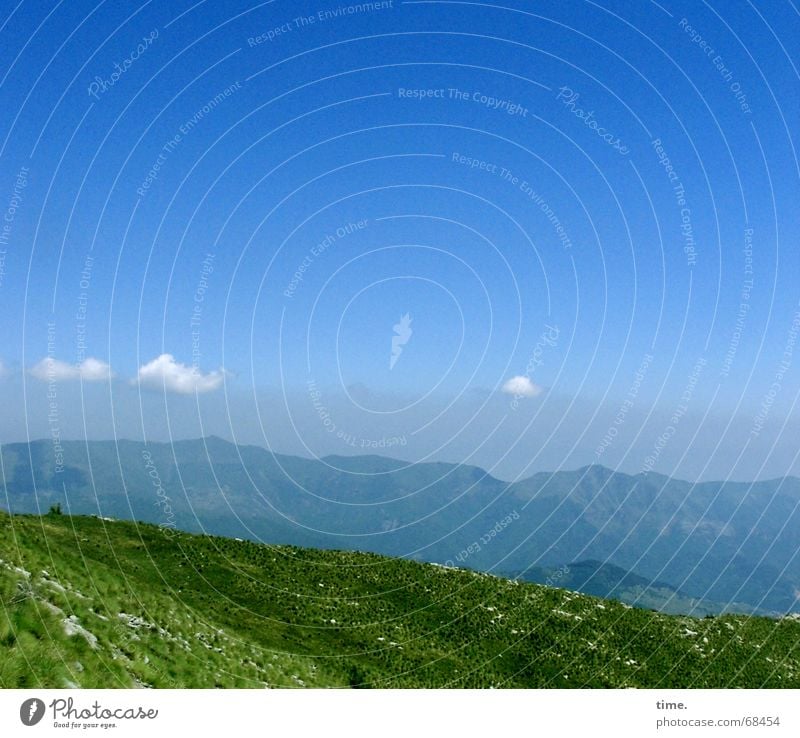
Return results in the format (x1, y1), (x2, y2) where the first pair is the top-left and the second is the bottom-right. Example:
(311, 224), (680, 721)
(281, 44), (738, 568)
(29, 357), (114, 382)
(501, 375), (542, 398)
(136, 353), (225, 394)
(0, 360), (9, 379)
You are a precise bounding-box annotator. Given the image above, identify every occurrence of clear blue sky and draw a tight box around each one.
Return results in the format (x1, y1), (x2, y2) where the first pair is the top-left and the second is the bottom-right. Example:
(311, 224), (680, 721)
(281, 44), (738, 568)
(0, 1), (798, 480)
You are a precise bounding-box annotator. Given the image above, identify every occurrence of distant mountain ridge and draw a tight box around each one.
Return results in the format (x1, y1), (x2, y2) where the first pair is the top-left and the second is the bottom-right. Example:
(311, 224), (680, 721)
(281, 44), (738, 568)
(513, 560), (757, 617)
(2, 437), (800, 614)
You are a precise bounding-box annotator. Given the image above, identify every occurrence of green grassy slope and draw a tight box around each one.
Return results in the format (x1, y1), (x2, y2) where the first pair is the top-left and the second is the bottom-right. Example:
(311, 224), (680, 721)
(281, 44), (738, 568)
(1, 511), (799, 688)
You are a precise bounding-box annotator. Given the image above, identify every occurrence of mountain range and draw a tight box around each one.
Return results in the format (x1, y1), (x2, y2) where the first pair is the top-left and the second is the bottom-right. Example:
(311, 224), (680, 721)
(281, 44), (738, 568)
(2, 437), (799, 615)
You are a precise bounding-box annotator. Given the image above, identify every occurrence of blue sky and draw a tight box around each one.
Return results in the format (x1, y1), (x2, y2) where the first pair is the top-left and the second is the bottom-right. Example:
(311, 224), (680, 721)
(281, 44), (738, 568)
(0, 0), (798, 480)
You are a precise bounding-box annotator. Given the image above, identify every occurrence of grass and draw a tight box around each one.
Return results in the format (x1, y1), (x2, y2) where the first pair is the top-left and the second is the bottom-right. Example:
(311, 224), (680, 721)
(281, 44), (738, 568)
(1, 510), (799, 688)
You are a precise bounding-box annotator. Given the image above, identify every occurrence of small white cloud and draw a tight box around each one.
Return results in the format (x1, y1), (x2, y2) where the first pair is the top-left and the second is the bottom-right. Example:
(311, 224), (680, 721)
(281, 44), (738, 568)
(29, 357), (113, 382)
(136, 353), (225, 394)
(0, 360), (9, 379)
(75, 357), (114, 381)
(501, 375), (542, 398)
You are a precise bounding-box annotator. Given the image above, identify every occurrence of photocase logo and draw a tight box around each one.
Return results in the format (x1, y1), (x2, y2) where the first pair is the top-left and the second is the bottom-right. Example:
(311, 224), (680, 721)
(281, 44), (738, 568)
(390, 313), (412, 369)
(20, 698), (45, 727)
